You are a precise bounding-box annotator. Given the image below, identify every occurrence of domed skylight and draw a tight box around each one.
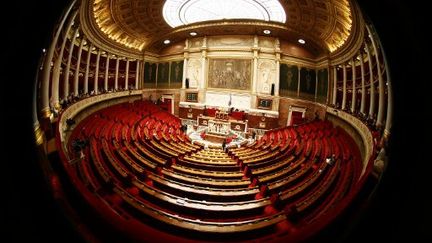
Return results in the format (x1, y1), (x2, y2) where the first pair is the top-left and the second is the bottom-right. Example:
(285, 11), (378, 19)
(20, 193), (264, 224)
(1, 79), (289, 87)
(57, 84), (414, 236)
(163, 0), (286, 28)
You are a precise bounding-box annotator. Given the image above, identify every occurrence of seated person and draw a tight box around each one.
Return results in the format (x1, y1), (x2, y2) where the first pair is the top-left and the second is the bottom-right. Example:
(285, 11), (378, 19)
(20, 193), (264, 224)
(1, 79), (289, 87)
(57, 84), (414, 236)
(203, 106), (208, 116)
(66, 118), (75, 127)
(325, 154), (336, 166)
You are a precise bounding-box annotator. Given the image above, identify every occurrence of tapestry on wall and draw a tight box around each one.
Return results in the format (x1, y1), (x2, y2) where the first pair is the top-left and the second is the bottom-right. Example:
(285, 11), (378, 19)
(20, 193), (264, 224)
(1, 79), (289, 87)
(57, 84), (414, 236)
(170, 61), (184, 88)
(208, 59), (251, 90)
(144, 62), (157, 88)
(317, 68), (328, 103)
(279, 64), (299, 97)
(299, 67), (316, 100)
(157, 62), (170, 88)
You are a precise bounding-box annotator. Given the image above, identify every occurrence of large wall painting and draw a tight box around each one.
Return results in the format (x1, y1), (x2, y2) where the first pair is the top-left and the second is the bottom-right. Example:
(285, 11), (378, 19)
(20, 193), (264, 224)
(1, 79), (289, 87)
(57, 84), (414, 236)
(208, 59), (251, 90)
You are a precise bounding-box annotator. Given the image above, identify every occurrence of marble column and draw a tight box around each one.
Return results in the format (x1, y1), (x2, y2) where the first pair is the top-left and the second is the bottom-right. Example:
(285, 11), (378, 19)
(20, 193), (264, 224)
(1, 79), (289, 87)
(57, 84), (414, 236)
(51, 10), (78, 109)
(375, 34), (393, 137)
(297, 67), (301, 97)
(140, 60), (145, 89)
(341, 63), (347, 110)
(365, 43), (375, 117)
(182, 55), (188, 89)
(274, 39), (281, 96)
(332, 66), (337, 105)
(115, 57), (120, 90)
(359, 51), (366, 114)
(104, 53), (110, 91)
(351, 58), (357, 113)
(252, 35), (259, 94)
(40, 0), (76, 117)
(74, 36), (85, 96)
(94, 49), (101, 94)
(275, 54), (280, 96)
(125, 58), (130, 89)
(84, 43), (93, 94)
(200, 37), (207, 90)
(315, 69), (319, 101)
(63, 27), (79, 99)
(366, 25), (385, 127)
(252, 53), (258, 94)
(135, 60), (140, 89)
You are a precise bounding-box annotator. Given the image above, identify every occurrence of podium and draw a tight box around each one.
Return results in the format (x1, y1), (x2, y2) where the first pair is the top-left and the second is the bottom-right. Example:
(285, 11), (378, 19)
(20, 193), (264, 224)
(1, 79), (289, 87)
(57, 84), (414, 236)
(208, 119), (230, 135)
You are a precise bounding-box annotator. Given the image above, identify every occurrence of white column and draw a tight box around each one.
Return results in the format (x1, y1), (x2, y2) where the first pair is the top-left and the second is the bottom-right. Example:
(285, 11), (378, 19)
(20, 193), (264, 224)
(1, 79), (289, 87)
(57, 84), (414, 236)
(275, 38), (281, 97)
(351, 58), (357, 113)
(200, 56), (206, 89)
(168, 61), (172, 87)
(155, 63), (159, 88)
(275, 55), (280, 96)
(40, 0), (76, 117)
(252, 35), (259, 94)
(252, 54), (258, 93)
(125, 58), (130, 89)
(115, 57), (120, 90)
(63, 27), (79, 99)
(297, 67), (301, 97)
(383, 52), (393, 137)
(140, 61), (145, 89)
(182, 56), (188, 88)
(182, 39), (189, 89)
(359, 51), (366, 114)
(51, 10), (78, 109)
(84, 43), (93, 94)
(375, 34), (393, 137)
(33, 67), (42, 143)
(74, 36), (85, 96)
(366, 25), (385, 127)
(342, 64), (347, 110)
(315, 69), (319, 101)
(365, 43), (375, 117)
(94, 49), (101, 94)
(326, 66), (331, 104)
(135, 60), (140, 89)
(332, 66), (337, 105)
(104, 54), (110, 91)
(200, 37), (207, 90)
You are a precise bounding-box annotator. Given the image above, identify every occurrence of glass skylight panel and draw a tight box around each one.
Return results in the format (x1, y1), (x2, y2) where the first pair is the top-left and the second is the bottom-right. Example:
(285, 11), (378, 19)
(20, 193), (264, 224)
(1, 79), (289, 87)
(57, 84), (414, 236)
(163, 0), (286, 28)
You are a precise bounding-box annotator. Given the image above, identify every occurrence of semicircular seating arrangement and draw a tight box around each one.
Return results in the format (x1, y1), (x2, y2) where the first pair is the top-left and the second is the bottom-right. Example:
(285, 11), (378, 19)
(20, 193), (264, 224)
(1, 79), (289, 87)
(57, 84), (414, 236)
(60, 100), (362, 242)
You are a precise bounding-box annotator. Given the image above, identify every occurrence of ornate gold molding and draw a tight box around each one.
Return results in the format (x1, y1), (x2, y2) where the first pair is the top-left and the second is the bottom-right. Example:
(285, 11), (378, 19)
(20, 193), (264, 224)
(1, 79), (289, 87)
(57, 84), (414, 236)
(34, 124), (45, 146)
(383, 129), (391, 140)
(54, 102), (61, 111)
(41, 107), (51, 118)
(328, 0), (365, 65)
(80, 0), (143, 59)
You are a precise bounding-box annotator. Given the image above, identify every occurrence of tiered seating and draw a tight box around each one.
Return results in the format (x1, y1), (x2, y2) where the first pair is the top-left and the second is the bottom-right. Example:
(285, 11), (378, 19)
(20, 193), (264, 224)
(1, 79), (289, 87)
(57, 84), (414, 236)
(61, 102), (362, 242)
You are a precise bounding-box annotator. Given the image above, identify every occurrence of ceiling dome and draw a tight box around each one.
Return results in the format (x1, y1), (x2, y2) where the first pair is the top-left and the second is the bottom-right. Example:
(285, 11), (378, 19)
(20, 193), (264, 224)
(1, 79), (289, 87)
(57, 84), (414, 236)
(88, 0), (354, 55)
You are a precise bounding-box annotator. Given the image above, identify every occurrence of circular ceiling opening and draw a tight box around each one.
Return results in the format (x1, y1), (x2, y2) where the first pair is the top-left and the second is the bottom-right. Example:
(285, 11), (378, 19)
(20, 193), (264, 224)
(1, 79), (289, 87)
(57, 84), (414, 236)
(163, 0), (286, 28)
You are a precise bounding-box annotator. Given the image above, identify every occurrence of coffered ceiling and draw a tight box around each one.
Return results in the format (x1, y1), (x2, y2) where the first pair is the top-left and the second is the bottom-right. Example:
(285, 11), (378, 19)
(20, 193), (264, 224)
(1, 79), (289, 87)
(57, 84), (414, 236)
(88, 0), (357, 57)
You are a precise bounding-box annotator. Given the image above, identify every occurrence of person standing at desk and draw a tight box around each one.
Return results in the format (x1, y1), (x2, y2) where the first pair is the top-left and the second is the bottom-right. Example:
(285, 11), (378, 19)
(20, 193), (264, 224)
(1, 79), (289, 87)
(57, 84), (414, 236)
(222, 139), (227, 152)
